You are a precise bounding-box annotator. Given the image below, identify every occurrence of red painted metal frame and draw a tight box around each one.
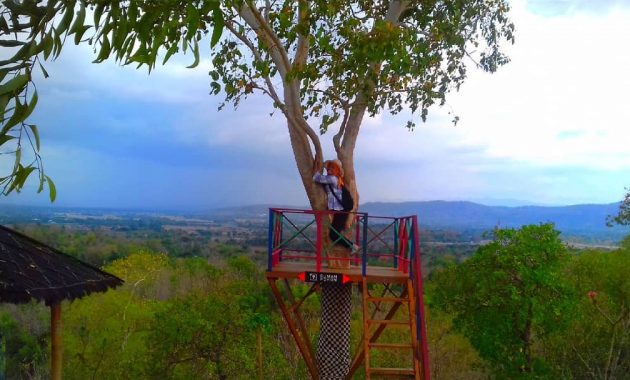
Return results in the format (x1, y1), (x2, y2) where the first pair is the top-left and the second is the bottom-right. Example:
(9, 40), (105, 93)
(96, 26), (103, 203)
(412, 215), (431, 380)
(268, 208), (417, 275)
(267, 208), (431, 379)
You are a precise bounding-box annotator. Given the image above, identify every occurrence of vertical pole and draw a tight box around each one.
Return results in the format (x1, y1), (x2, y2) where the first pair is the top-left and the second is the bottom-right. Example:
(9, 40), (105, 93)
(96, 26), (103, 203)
(51, 303), (62, 380)
(406, 219), (411, 273)
(0, 332), (5, 380)
(355, 214), (360, 244)
(412, 216), (431, 380)
(354, 214), (361, 265)
(362, 213), (368, 277)
(267, 209), (274, 272)
(315, 212), (323, 272)
(257, 328), (263, 380)
(279, 213), (284, 262)
(394, 219), (399, 269)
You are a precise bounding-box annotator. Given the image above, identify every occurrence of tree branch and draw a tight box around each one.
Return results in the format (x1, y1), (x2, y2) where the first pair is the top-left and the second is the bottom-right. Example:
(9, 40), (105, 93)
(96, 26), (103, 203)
(224, 20), (285, 111)
(341, 1), (410, 151)
(238, 2), (291, 77)
(293, 0), (310, 71)
(333, 105), (349, 154)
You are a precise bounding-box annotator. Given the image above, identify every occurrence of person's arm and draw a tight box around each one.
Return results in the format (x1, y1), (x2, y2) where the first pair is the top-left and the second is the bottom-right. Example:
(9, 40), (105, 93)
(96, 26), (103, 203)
(312, 157), (323, 176)
(313, 173), (338, 186)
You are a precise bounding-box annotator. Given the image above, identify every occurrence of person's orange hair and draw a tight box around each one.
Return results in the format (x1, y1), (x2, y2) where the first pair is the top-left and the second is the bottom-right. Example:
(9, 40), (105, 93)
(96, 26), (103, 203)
(325, 160), (344, 188)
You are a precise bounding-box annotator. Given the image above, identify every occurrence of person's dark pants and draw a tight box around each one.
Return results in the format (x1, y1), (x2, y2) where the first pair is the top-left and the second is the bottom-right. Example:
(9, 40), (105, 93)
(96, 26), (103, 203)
(329, 212), (352, 249)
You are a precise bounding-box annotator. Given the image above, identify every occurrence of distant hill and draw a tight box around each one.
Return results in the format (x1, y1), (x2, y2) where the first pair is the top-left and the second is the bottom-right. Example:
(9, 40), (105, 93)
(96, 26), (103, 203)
(360, 201), (621, 232)
(207, 201), (629, 243)
(2, 201), (627, 244)
(208, 201), (620, 230)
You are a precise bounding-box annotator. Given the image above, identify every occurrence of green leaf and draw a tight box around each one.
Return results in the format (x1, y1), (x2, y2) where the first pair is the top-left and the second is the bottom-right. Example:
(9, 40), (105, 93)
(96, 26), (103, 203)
(45, 175), (56, 202)
(28, 124), (40, 151)
(113, 15), (128, 50)
(94, 3), (105, 27)
(93, 35), (111, 63)
(0, 134), (15, 146)
(118, 35), (134, 62)
(128, 0), (138, 22)
(37, 175), (45, 193)
(8, 42), (33, 63)
(69, 2), (86, 36)
(22, 91), (38, 122)
(0, 74), (29, 96)
(15, 166), (36, 189)
(2, 97), (26, 134)
(187, 41), (200, 68)
(38, 61), (49, 78)
(57, 1), (76, 35)
(13, 148), (21, 171)
(0, 94), (8, 117)
(53, 27), (63, 58)
(74, 25), (91, 45)
(185, 5), (200, 41)
(162, 44), (178, 65)
(42, 32), (54, 60)
(0, 15), (8, 34)
(211, 10), (224, 47)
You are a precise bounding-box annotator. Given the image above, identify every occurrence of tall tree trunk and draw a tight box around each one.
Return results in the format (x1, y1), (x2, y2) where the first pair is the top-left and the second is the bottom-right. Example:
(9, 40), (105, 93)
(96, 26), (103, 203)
(522, 302), (533, 373)
(235, 2), (406, 378)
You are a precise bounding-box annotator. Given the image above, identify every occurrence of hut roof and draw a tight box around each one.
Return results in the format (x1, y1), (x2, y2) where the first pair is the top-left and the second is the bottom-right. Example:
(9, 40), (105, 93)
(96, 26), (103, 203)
(0, 225), (123, 305)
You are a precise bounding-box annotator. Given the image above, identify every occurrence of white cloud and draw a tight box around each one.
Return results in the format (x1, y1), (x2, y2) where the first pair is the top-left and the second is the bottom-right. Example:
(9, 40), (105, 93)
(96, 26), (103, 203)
(11, 0), (630, 208)
(444, 1), (630, 171)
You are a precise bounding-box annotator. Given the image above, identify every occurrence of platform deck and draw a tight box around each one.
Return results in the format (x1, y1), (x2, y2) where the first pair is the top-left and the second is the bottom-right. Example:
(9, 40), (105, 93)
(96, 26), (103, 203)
(266, 261), (409, 283)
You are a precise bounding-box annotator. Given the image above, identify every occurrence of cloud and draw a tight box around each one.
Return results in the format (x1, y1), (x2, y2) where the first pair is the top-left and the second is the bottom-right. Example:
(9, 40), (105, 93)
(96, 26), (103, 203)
(527, 0), (630, 16)
(8, 1), (630, 209)
(440, 2), (630, 170)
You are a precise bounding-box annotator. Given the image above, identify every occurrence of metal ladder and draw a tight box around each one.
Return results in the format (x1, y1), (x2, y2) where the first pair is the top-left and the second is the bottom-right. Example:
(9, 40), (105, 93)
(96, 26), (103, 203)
(361, 278), (421, 379)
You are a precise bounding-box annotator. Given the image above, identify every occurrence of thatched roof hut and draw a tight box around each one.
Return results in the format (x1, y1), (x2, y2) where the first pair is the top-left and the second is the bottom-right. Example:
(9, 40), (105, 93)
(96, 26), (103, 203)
(0, 224), (123, 379)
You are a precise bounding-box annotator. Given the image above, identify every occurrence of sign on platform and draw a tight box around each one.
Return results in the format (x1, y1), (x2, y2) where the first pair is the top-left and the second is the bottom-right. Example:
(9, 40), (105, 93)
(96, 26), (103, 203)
(297, 271), (351, 284)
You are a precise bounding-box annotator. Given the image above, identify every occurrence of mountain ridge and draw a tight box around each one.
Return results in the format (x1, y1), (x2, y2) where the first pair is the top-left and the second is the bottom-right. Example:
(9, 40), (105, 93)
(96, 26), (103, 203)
(206, 200), (626, 235)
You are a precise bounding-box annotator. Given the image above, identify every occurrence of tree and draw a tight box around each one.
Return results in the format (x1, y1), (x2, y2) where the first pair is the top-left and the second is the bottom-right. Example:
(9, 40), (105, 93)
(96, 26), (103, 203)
(606, 188), (630, 226)
(545, 247), (629, 379)
(1, 0), (514, 208)
(1, 0), (514, 376)
(432, 224), (572, 378)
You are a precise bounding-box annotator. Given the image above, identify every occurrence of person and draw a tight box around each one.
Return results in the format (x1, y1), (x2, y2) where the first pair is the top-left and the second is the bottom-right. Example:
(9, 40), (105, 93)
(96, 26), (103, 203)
(312, 159), (358, 252)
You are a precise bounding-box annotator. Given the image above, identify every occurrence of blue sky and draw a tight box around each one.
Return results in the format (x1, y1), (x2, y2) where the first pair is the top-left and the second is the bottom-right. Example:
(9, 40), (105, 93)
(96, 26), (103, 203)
(3, 0), (630, 210)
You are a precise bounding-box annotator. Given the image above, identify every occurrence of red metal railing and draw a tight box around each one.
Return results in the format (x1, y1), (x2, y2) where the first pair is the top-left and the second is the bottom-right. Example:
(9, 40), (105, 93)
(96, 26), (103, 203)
(267, 208), (430, 379)
(267, 208), (417, 277)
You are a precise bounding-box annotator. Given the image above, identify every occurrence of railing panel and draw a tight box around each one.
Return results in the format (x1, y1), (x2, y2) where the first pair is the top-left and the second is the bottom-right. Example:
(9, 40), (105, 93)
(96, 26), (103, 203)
(267, 209), (417, 275)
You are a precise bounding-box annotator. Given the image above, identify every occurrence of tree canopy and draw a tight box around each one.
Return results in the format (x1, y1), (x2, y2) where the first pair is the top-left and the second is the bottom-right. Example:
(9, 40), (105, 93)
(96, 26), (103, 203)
(0, 0), (514, 207)
(432, 224), (572, 377)
(607, 188), (630, 226)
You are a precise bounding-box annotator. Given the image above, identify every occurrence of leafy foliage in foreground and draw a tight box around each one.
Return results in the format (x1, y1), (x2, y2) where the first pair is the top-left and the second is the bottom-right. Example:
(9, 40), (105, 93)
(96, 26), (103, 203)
(1, 227), (628, 379)
(431, 224), (630, 379)
(60, 252), (301, 380)
(432, 224), (572, 377)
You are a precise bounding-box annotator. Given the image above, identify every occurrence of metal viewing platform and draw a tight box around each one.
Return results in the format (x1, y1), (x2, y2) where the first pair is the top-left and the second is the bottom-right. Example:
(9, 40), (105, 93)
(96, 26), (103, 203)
(265, 208), (430, 379)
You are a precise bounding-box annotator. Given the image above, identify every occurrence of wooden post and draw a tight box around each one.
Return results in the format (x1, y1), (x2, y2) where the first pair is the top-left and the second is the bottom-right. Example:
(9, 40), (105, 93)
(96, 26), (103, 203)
(51, 303), (62, 380)
(257, 328), (263, 380)
(0, 331), (6, 380)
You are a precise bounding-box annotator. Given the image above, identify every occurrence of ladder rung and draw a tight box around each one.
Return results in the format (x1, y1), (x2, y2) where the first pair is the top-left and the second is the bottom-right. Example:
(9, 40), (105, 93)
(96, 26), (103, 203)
(367, 319), (408, 326)
(369, 367), (415, 375)
(367, 296), (407, 303)
(369, 342), (413, 349)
